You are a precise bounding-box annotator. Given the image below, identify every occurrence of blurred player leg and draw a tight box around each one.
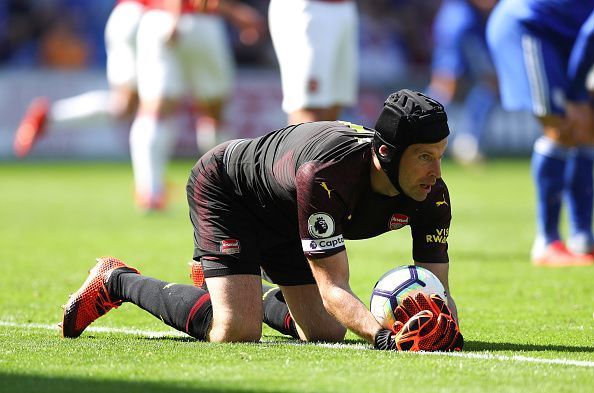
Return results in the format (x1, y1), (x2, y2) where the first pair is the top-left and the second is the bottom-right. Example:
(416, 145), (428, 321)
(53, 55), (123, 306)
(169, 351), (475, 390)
(428, 0), (498, 165)
(530, 135), (569, 263)
(195, 113), (218, 155)
(104, 0), (143, 122)
(13, 0), (143, 158)
(194, 100), (228, 155)
(487, 6), (593, 266)
(567, 67), (594, 255)
(133, 8), (186, 211)
(13, 98), (49, 158)
(50, 89), (135, 126)
(129, 110), (179, 211)
(531, 129), (593, 265)
(451, 83), (497, 164)
(14, 89), (136, 158)
(66, 0), (143, 124)
(565, 146), (594, 255)
(180, 13), (234, 153)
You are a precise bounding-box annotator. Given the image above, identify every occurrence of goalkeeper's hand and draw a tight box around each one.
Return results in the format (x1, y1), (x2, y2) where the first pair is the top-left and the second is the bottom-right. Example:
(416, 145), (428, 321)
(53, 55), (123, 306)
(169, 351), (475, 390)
(374, 293), (464, 352)
(393, 292), (457, 332)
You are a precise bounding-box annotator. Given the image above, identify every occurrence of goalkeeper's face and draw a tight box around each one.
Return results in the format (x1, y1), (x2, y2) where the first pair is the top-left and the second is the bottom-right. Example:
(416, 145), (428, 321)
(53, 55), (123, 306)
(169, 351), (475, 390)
(398, 139), (448, 201)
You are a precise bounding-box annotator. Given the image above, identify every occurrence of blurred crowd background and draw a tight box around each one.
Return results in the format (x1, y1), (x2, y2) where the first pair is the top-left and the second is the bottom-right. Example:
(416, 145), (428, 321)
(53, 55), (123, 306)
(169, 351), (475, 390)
(0, 0), (540, 160)
(0, 0), (435, 77)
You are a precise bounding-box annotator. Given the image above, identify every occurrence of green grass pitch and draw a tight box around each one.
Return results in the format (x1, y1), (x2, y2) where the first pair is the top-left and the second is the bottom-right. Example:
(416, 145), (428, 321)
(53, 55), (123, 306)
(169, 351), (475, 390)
(0, 159), (592, 393)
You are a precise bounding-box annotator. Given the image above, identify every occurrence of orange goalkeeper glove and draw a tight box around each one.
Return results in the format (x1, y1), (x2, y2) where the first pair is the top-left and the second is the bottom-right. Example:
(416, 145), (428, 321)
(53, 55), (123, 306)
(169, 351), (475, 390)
(375, 292), (463, 351)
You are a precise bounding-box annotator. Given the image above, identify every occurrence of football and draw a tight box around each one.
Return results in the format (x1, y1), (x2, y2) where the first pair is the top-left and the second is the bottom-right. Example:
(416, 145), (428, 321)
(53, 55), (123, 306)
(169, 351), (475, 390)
(369, 265), (447, 332)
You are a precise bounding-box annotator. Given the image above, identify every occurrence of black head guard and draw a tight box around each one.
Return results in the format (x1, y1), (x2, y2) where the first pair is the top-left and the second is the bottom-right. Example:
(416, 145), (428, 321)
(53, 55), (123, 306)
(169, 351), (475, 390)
(373, 89), (450, 195)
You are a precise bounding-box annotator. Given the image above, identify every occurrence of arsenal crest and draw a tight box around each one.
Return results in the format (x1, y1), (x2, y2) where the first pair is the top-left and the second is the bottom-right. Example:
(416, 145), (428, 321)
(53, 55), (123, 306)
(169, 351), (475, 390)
(388, 214), (409, 230)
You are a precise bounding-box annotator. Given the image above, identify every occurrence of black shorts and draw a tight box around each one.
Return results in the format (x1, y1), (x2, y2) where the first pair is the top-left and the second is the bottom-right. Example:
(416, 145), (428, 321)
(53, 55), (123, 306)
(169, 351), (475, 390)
(186, 141), (316, 286)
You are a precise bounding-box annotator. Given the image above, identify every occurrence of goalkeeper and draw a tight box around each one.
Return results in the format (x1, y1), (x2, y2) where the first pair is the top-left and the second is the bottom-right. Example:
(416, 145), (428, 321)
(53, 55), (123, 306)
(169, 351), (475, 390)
(61, 89), (463, 351)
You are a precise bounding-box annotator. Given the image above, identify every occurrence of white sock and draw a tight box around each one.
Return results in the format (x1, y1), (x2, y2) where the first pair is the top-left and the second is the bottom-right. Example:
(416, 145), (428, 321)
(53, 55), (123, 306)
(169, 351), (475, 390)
(196, 117), (232, 154)
(49, 90), (116, 130)
(129, 114), (179, 204)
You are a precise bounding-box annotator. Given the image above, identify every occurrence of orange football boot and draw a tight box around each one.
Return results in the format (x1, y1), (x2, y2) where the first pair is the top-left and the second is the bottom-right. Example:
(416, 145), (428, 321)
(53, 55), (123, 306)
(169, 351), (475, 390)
(189, 260), (207, 290)
(135, 191), (167, 213)
(61, 257), (140, 338)
(532, 240), (594, 267)
(13, 97), (49, 158)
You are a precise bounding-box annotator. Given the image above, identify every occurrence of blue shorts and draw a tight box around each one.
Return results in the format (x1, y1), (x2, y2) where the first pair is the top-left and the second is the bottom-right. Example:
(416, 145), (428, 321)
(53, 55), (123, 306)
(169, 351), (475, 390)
(486, 5), (580, 116)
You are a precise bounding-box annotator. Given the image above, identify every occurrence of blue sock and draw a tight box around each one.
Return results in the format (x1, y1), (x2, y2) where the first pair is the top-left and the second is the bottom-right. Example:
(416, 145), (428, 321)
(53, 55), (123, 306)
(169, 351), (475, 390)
(565, 147), (594, 239)
(531, 137), (570, 244)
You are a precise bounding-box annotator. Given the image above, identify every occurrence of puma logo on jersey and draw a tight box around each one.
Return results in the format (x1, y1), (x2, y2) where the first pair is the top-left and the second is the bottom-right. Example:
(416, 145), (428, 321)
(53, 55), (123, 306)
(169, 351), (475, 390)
(321, 182), (334, 199)
(436, 194), (449, 207)
(338, 120), (373, 143)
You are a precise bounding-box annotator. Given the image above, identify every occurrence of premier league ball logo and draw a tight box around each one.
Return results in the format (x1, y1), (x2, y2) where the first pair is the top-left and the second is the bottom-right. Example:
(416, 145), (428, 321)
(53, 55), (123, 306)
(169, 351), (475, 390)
(314, 217), (328, 235)
(307, 213), (335, 238)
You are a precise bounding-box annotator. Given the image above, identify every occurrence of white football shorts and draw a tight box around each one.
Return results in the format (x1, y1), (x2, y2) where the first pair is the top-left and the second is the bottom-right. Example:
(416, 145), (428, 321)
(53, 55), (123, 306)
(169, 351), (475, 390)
(136, 10), (234, 102)
(269, 0), (359, 113)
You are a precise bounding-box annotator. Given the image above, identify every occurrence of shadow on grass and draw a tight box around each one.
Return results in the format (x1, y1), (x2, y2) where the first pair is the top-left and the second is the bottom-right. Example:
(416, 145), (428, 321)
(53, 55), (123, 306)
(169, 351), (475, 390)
(140, 335), (366, 346)
(465, 340), (594, 353)
(76, 334), (594, 355)
(0, 373), (269, 393)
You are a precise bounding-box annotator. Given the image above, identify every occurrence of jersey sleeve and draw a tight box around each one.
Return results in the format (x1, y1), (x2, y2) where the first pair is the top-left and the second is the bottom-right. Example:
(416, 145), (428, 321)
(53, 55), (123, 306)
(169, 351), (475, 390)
(295, 160), (360, 258)
(410, 181), (451, 263)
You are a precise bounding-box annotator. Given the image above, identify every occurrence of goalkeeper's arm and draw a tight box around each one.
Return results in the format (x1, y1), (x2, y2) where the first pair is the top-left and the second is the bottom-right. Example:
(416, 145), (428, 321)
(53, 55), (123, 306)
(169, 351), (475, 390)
(307, 251), (384, 344)
(415, 261), (458, 322)
(307, 252), (463, 351)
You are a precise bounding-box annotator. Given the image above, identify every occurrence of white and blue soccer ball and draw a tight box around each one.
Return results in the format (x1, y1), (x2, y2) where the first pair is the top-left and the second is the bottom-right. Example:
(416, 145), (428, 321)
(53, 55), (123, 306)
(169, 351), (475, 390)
(369, 265), (447, 331)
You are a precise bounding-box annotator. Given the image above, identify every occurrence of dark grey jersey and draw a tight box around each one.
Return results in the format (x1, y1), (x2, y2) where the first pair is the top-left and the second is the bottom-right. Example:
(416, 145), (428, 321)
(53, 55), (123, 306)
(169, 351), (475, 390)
(222, 121), (451, 262)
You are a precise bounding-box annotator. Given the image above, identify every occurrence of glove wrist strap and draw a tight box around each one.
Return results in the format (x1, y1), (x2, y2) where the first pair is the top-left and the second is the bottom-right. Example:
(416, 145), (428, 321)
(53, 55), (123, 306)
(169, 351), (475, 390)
(374, 328), (396, 350)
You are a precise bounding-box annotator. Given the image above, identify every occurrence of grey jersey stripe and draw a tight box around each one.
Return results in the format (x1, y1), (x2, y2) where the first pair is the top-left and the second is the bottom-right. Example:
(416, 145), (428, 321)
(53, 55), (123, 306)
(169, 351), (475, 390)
(223, 139), (248, 169)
